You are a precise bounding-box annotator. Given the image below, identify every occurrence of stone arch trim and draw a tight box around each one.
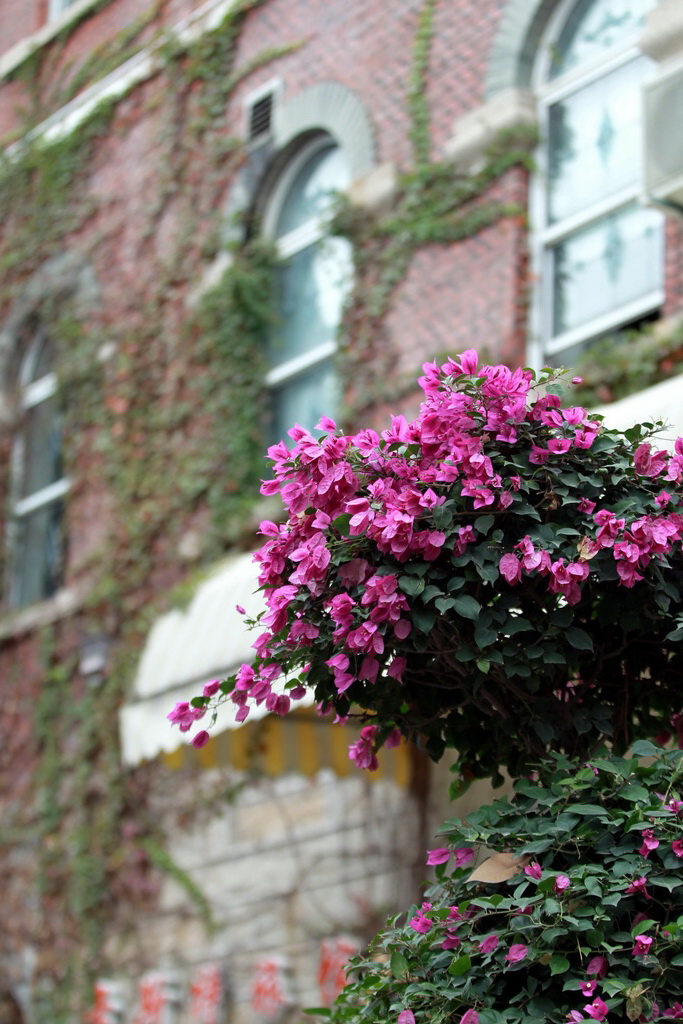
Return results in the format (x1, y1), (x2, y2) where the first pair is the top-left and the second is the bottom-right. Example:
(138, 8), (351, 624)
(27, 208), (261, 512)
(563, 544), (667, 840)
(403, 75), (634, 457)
(485, 0), (560, 97)
(272, 81), (376, 182)
(0, 251), (99, 399)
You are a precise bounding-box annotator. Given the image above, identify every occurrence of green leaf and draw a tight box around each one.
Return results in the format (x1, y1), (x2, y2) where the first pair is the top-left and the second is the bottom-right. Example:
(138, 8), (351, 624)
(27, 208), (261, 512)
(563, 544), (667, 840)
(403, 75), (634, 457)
(620, 784), (650, 802)
(474, 515), (495, 535)
(630, 740), (661, 758)
(549, 954), (570, 975)
(448, 953), (471, 976)
(565, 627), (593, 651)
(452, 595), (481, 620)
(435, 597), (456, 613)
(670, 954), (683, 966)
(474, 627), (497, 647)
(399, 575), (425, 596)
(390, 951), (410, 978)
(412, 608), (436, 634)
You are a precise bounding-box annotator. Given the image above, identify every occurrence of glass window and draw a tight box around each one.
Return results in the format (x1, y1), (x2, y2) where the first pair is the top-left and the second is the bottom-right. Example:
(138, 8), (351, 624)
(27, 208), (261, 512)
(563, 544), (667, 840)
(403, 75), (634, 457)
(534, 0), (663, 362)
(48, 0), (79, 19)
(8, 325), (68, 608)
(264, 139), (353, 443)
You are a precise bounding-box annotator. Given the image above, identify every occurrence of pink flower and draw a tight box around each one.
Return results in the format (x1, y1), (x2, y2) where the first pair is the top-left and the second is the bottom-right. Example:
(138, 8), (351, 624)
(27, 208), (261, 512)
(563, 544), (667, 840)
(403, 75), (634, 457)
(665, 1003), (683, 1019)
(580, 982), (597, 998)
(638, 829), (659, 858)
(568, 1012), (585, 1023)
(505, 944), (528, 964)
(666, 800), (683, 814)
(524, 862), (542, 880)
(672, 839), (683, 857)
(348, 726), (379, 772)
(554, 874), (571, 894)
(385, 728), (402, 749)
(409, 911), (433, 934)
(398, 1011), (415, 1024)
(426, 848), (451, 865)
(499, 553), (522, 584)
(460, 1011), (478, 1024)
(586, 956), (608, 979)
(441, 931), (461, 950)
(191, 730), (210, 749)
(453, 847), (474, 868)
(584, 997), (609, 1021)
(625, 876), (650, 899)
(632, 934), (653, 956)
(203, 679), (221, 697)
(479, 935), (499, 954)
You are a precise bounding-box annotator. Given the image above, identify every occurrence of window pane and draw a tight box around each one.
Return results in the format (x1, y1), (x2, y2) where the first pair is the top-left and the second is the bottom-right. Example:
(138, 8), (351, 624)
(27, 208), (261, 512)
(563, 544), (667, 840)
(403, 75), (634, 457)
(269, 360), (339, 445)
(10, 501), (64, 608)
(547, 58), (648, 222)
(269, 237), (353, 367)
(275, 146), (350, 238)
(551, 204), (663, 336)
(29, 333), (55, 383)
(550, 0), (655, 78)
(17, 395), (63, 499)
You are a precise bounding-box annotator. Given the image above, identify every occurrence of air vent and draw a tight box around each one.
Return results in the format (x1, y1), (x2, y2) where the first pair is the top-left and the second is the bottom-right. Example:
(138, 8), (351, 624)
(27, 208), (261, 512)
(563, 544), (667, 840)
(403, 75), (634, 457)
(644, 64), (683, 211)
(248, 93), (274, 142)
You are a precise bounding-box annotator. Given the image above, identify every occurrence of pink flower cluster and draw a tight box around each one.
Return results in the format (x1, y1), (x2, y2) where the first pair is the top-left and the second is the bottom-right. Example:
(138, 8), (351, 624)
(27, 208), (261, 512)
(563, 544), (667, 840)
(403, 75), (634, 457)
(500, 500), (683, 599)
(166, 350), (683, 757)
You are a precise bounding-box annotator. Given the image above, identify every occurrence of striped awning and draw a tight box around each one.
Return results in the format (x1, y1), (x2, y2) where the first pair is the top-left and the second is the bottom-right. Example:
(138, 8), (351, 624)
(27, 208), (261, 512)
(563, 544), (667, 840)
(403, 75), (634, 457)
(119, 552), (410, 784)
(162, 707), (411, 784)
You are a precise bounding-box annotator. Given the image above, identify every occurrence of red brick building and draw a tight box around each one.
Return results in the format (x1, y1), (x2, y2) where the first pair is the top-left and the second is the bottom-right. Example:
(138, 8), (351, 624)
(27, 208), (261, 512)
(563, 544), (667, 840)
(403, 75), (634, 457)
(1, 0), (682, 1021)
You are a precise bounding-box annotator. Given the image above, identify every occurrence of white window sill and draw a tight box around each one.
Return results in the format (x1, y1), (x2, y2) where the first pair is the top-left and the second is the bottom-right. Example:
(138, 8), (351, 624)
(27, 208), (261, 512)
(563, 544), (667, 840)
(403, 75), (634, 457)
(0, 0), (107, 81)
(0, 583), (87, 639)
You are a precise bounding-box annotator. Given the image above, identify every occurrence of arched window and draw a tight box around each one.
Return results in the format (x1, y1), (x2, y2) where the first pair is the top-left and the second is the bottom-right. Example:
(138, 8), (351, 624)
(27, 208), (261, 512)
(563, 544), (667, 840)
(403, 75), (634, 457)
(8, 323), (68, 608)
(531, 0), (663, 366)
(263, 136), (353, 443)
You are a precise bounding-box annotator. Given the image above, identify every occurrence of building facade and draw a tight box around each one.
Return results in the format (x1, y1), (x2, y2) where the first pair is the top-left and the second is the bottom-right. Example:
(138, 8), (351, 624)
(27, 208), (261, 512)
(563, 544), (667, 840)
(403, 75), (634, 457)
(1, 0), (683, 1021)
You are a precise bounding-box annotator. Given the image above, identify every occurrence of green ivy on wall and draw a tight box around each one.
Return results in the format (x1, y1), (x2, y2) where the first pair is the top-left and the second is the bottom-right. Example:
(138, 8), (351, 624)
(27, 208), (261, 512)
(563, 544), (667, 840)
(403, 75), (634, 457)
(0, 0), (545, 1018)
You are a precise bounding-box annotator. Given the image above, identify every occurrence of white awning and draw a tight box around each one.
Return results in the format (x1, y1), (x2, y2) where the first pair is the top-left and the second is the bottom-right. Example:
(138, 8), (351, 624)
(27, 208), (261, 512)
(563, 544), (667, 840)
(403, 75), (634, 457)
(120, 552), (283, 766)
(595, 374), (683, 446)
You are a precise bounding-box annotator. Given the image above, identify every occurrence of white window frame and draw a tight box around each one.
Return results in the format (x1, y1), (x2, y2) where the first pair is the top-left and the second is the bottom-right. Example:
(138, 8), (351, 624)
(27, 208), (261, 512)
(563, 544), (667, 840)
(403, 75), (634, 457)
(528, 0), (664, 368)
(262, 135), (352, 428)
(48, 0), (79, 20)
(7, 336), (69, 608)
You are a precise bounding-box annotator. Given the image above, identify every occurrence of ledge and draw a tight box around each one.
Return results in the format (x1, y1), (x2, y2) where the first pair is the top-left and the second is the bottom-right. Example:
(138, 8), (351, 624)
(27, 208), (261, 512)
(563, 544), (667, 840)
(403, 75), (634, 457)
(444, 88), (537, 171)
(0, 583), (87, 641)
(640, 0), (683, 65)
(0, 0), (110, 81)
(347, 162), (398, 215)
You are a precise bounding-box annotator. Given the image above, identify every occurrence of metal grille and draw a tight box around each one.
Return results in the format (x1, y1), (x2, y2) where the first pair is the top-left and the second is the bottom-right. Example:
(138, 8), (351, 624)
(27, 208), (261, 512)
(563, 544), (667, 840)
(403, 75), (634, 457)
(249, 93), (273, 140)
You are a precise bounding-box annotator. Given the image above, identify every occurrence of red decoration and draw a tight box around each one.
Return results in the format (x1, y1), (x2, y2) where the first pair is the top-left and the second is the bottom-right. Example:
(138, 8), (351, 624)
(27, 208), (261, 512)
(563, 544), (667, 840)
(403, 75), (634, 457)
(318, 938), (357, 1005)
(85, 981), (124, 1024)
(189, 964), (223, 1024)
(251, 957), (290, 1019)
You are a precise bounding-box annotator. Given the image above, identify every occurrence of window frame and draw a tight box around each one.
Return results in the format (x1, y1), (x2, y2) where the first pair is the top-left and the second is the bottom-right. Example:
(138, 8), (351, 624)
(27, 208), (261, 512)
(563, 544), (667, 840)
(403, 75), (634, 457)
(7, 332), (69, 609)
(48, 0), (79, 21)
(261, 134), (353, 435)
(528, 0), (663, 367)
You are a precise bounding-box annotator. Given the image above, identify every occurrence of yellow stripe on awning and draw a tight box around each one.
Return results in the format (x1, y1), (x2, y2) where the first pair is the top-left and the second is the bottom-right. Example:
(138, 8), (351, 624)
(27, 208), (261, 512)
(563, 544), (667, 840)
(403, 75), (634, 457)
(161, 708), (411, 785)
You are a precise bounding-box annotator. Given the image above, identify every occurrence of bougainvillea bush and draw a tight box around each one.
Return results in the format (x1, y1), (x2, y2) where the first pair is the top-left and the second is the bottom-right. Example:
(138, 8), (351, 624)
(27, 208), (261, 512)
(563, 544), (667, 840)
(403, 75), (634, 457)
(321, 743), (683, 1024)
(169, 350), (683, 780)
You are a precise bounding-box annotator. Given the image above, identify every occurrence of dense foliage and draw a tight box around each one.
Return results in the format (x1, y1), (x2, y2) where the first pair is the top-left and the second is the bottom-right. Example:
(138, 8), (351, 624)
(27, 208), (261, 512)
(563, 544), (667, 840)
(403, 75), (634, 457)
(322, 743), (683, 1024)
(171, 351), (683, 780)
